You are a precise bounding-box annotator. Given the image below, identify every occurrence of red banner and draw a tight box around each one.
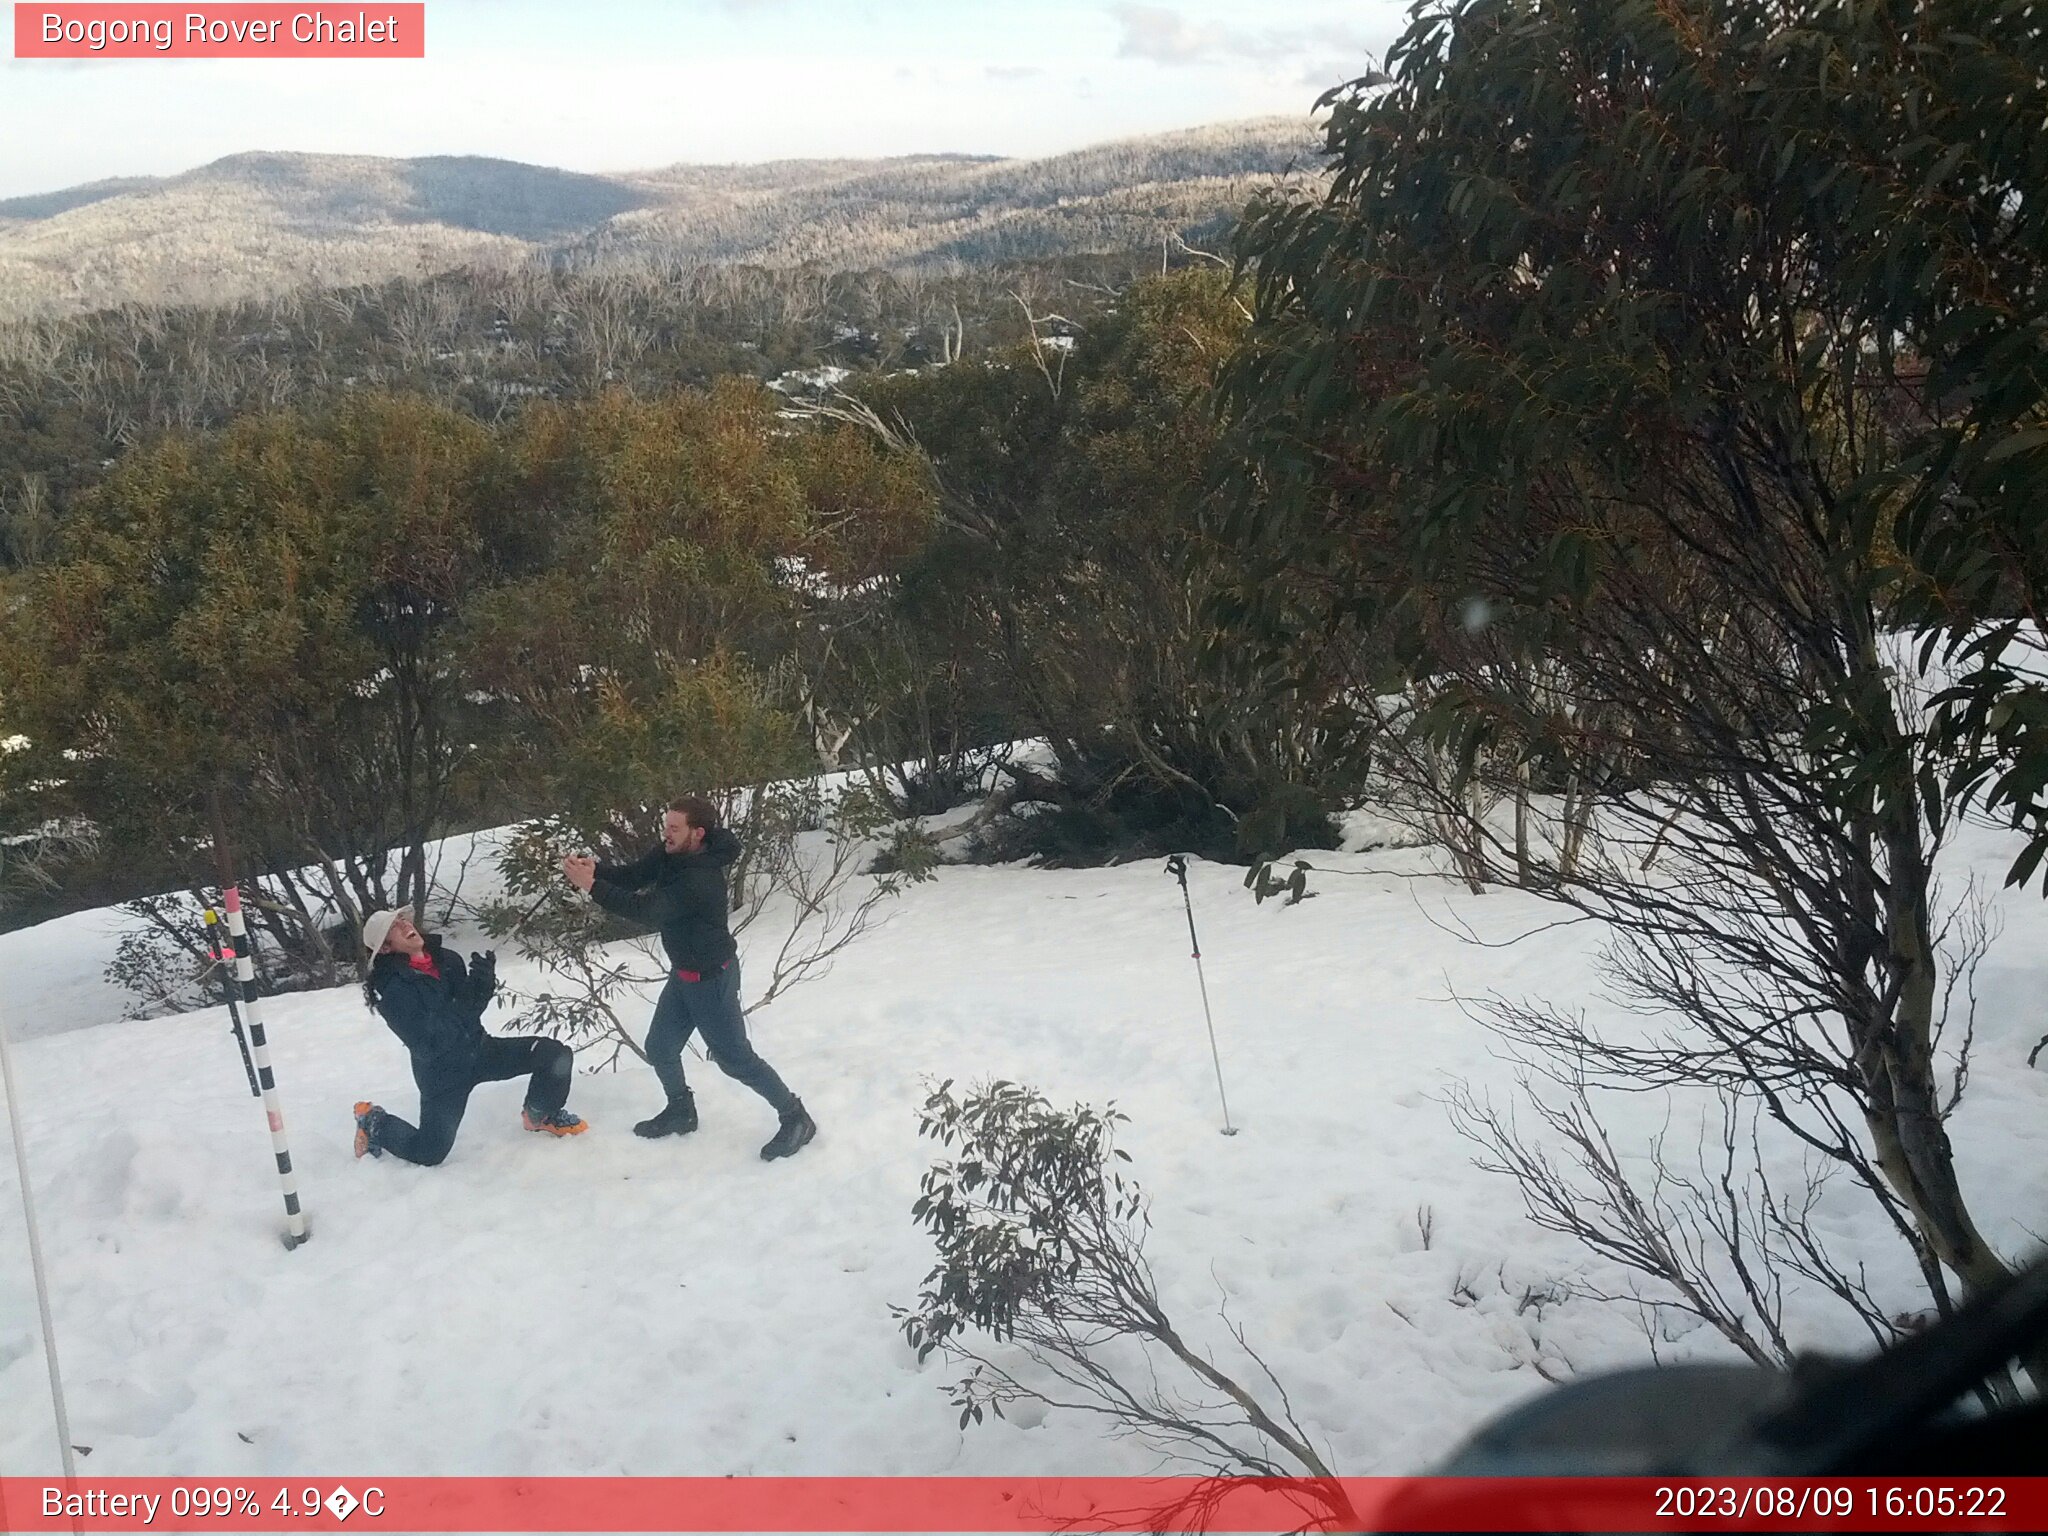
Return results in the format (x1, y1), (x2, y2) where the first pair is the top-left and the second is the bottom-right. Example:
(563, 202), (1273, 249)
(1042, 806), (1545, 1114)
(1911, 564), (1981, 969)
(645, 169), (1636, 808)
(0, 1477), (2042, 1532)
(12, 5), (424, 58)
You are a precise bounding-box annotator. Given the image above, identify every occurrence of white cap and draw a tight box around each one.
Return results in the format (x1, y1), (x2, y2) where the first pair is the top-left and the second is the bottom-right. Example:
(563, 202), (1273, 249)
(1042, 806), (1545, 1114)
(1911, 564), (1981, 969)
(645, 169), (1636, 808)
(361, 905), (415, 955)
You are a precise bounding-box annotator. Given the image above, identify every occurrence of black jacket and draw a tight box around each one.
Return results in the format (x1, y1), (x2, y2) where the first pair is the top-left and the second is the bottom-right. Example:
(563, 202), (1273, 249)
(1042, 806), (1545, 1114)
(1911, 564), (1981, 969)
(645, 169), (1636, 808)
(590, 827), (741, 975)
(368, 935), (493, 1065)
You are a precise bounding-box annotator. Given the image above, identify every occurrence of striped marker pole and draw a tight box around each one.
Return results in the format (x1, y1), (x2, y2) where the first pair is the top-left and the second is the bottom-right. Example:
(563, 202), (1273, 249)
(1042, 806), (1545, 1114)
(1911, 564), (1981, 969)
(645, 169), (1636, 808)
(218, 885), (309, 1249)
(203, 908), (261, 1098)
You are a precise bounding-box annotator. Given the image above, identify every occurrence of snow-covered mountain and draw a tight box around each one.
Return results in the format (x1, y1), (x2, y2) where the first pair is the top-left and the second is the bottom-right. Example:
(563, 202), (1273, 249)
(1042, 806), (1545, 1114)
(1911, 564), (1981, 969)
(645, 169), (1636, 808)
(0, 118), (1322, 321)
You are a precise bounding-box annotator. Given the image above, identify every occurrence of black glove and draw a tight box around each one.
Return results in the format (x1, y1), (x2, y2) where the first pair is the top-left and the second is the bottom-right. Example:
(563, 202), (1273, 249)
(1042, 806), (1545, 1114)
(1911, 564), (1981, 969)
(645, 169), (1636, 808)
(469, 949), (498, 1008)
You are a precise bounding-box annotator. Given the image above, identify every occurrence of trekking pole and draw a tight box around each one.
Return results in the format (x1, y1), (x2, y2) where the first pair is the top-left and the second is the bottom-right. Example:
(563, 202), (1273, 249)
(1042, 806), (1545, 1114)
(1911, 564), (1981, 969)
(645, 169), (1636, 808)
(203, 907), (261, 1098)
(1164, 855), (1237, 1136)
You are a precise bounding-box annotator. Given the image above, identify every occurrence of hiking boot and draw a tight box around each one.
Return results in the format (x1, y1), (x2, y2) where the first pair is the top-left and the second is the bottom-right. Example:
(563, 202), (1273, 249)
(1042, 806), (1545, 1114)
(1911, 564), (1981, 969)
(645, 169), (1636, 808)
(633, 1093), (698, 1138)
(522, 1106), (588, 1137)
(353, 1101), (386, 1160)
(760, 1099), (816, 1161)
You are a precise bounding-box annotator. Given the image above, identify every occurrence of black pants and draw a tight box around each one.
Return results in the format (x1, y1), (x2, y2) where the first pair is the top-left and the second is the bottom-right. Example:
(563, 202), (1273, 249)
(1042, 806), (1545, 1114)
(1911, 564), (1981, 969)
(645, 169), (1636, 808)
(377, 1035), (574, 1167)
(646, 961), (798, 1116)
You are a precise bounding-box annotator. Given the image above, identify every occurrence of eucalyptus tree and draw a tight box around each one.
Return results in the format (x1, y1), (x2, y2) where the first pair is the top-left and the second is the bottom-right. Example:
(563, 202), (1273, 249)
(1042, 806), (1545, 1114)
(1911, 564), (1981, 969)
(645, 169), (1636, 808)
(1219, 0), (2048, 1366)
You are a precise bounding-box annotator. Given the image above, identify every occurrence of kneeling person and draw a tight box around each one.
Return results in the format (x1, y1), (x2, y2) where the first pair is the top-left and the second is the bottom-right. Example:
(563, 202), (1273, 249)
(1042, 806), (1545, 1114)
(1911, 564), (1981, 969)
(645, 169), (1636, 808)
(353, 906), (586, 1164)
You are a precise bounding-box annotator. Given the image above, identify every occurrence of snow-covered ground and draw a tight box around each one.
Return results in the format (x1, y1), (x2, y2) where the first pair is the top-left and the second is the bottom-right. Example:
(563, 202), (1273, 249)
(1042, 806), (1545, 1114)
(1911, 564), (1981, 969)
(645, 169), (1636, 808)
(2, 812), (2044, 1478)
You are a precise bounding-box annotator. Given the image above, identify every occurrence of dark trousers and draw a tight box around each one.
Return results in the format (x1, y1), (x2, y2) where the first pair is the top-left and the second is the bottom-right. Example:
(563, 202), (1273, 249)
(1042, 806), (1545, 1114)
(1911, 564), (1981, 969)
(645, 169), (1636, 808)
(646, 962), (797, 1116)
(377, 1035), (575, 1167)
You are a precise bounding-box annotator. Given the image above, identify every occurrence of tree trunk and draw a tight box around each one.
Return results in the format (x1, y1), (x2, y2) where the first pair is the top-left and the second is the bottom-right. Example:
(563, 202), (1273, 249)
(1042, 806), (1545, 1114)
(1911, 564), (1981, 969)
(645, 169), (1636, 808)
(205, 788), (236, 900)
(1513, 760), (1533, 887)
(1869, 807), (2010, 1287)
(1864, 774), (2045, 1391)
(1558, 769), (1589, 882)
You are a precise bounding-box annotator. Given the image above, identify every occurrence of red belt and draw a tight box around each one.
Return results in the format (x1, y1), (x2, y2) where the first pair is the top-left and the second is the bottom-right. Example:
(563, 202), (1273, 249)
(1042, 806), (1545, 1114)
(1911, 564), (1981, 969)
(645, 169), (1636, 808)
(675, 960), (730, 982)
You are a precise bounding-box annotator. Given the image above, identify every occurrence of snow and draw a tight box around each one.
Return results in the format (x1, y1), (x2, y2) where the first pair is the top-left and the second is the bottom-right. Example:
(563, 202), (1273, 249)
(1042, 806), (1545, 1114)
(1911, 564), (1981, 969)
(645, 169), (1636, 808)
(767, 365), (852, 397)
(2, 810), (2045, 1478)
(776, 555), (888, 603)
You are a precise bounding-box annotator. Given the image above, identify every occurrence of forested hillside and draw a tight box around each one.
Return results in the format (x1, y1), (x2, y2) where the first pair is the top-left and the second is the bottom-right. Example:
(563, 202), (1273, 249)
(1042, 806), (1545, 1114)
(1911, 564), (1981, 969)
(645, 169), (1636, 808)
(0, 251), (1159, 567)
(0, 118), (1319, 321)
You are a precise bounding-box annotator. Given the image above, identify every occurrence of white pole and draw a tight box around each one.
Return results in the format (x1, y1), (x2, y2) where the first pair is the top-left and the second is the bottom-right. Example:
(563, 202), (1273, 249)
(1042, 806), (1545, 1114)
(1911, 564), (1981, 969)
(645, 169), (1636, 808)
(1165, 856), (1237, 1135)
(1187, 946), (1237, 1136)
(0, 1005), (79, 1481)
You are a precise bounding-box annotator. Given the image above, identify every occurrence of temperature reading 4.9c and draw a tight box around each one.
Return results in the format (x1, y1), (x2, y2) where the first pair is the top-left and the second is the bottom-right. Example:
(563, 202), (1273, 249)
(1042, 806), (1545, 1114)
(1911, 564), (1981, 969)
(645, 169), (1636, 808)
(153, 1484), (385, 1520)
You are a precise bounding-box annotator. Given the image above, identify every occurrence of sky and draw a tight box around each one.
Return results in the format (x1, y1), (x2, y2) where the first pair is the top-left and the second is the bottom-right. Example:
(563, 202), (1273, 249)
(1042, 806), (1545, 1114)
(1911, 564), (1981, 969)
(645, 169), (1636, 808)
(0, 1), (1410, 199)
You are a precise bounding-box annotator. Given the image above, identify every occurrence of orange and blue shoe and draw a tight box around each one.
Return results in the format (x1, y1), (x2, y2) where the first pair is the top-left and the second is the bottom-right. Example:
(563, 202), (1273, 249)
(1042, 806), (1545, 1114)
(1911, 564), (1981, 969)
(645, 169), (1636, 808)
(353, 1101), (386, 1159)
(522, 1106), (588, 1137)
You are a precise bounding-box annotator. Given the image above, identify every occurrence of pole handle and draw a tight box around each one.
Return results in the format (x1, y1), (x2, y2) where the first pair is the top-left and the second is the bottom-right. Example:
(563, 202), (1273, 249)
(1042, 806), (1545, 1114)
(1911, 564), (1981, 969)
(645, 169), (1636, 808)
(1168, 857), (1202, 953)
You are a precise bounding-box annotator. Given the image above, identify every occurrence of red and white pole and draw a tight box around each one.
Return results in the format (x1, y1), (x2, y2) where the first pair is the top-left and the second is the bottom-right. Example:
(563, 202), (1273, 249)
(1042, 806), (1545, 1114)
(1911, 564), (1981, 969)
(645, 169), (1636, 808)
(218, 885), (308, 1249)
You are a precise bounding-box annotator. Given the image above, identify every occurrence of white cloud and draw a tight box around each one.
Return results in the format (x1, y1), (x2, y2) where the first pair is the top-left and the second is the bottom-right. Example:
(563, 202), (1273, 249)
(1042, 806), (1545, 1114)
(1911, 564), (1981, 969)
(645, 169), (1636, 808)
(1111, 3), (1391, 75)
(1113, 3), (1228, 63)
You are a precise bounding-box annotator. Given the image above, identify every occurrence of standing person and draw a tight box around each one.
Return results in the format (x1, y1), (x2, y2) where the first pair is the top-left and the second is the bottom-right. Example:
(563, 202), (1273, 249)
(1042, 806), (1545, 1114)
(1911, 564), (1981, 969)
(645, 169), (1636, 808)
(562, 796), (817, 1160)
(353, 907), (588, 1165)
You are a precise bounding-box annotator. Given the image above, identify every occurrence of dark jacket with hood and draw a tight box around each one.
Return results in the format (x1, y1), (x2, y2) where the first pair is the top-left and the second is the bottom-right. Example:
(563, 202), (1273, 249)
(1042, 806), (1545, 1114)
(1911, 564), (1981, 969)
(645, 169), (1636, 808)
(367, 934), (495, 1067)
(589, 827), (742, 976)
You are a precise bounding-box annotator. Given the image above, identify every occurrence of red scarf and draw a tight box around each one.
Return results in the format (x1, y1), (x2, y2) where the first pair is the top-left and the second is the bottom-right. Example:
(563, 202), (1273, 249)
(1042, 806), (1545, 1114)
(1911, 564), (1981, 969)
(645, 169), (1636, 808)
(408, 951), (441, 980)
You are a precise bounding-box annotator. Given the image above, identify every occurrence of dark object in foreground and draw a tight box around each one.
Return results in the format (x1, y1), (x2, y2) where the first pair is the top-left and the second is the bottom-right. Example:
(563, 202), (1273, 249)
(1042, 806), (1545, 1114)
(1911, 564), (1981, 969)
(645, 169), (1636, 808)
(1374, 1261), (2048, 1531)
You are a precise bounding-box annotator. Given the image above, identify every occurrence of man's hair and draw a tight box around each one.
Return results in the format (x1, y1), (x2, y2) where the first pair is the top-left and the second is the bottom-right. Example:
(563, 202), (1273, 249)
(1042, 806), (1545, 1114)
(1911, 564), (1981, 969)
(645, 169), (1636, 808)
(666, 795), (721, 832)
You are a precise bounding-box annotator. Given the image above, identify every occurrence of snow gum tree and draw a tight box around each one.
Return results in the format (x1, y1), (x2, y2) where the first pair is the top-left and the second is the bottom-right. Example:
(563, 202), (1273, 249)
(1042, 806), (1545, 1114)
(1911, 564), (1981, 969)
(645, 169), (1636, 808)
(898, 1080), (1352, 1524)
(460, 382), (940, 1042)
(0, 393), (509, 979)
(460, 380), (936, 843)
(1217, 0), (2048, 1380)
(843, 270), (1366, 863)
